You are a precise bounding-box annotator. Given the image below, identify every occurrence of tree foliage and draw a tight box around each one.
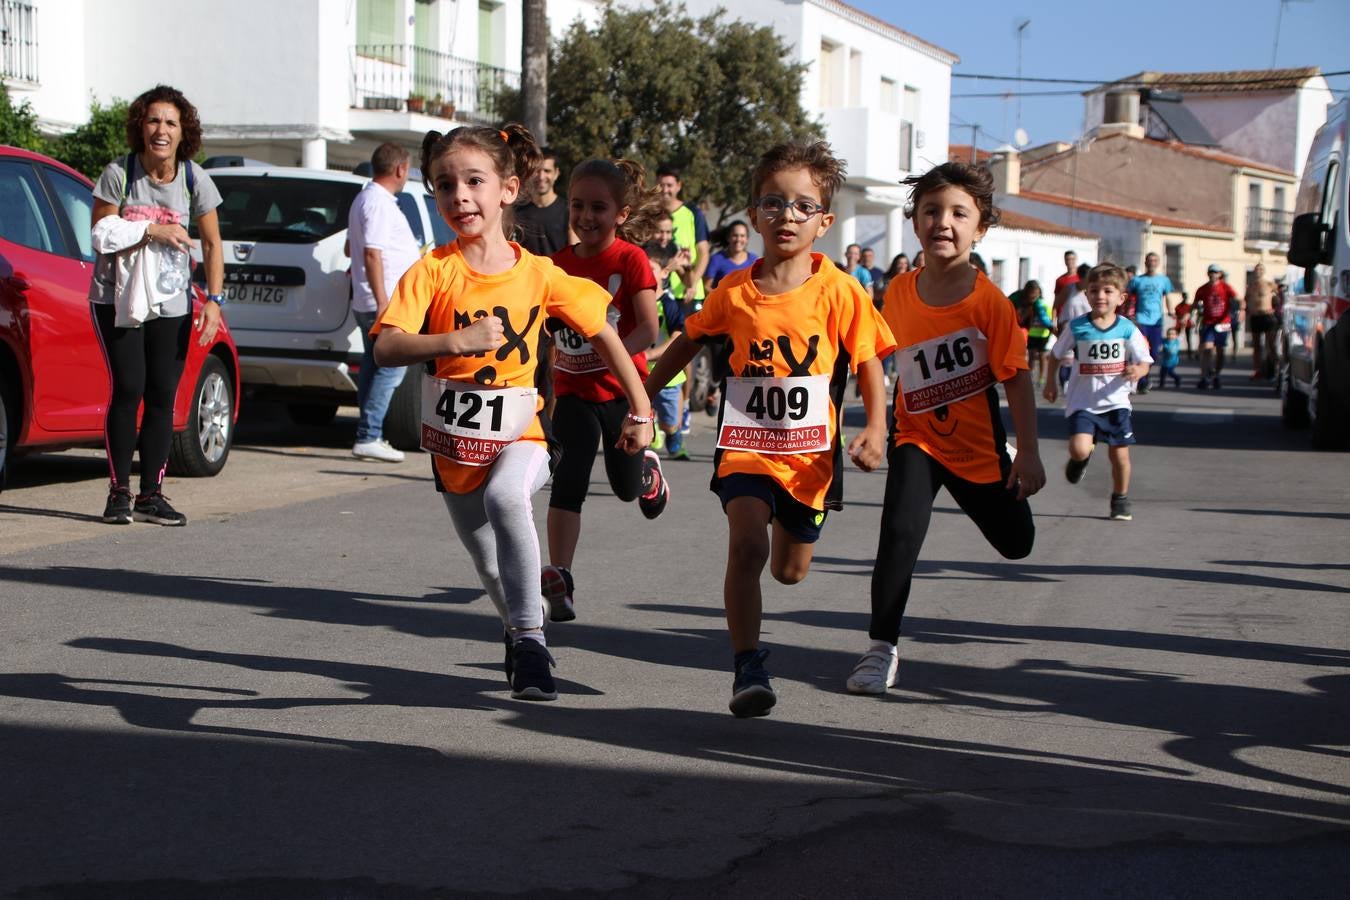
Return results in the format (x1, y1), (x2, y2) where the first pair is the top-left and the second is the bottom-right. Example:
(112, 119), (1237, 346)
(54, 97), (131, 179)
(500, 1), (820, 221)
(0, 84), (45, 152)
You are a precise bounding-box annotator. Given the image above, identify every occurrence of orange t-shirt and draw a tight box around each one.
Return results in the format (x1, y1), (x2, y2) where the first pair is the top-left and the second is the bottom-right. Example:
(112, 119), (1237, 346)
(685, 253), (896, 511)
(884, 270), (1028, 483)
(373, 241), (610, 493)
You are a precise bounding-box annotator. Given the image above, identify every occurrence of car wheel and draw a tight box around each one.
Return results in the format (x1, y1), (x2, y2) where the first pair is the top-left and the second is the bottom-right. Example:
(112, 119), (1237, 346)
(384, 368), (421, 452)
(169, 355), (234, 477)
(1279, 360), (1309, 429)
(689, 348), (712, 416)
(286, 401), (339, 427)
(1310, 347), (1348, 451)
(0, 373), (15, 492)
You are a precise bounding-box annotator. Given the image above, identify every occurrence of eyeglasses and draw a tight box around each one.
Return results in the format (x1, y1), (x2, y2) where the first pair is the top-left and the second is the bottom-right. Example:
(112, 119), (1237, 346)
(754, 195), (826, 220)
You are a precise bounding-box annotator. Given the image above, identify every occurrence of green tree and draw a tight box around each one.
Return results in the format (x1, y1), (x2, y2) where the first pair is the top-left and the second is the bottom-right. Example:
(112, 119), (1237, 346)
(500, 1), (819, 221)
(0, 84), (46, 153)
(53, 97), (130, 179)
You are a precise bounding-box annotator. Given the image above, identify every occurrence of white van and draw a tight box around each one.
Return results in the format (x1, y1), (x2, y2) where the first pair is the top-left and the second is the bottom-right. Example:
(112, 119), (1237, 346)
(194, 166), (453, 447)
(1283, 96), (1349, 449)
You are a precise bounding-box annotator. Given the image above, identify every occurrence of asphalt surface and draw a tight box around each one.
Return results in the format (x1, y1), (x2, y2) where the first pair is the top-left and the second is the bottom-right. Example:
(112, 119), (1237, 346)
(1, 349), (1347, 899)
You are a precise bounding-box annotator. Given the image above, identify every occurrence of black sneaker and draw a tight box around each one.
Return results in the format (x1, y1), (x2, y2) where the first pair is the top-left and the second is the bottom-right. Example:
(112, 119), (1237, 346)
(1136, 381), (1150, 395)
(1213, 376), (1222, 390)
(1110, 494), (1133, 521)
(502, 631), (515, 686)
(1065, 453), (1091, 485)
(638, 449), (669, 520)
(729, 648), (776, 718)
(541, 565), (575, 623)
(133, 491), (187, 526)
(510, 638), (557, 701)
(102, 488), (133, 525)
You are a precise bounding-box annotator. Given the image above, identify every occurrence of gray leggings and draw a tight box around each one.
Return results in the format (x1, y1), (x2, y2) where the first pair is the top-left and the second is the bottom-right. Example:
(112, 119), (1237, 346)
(441, 441), (551, 633)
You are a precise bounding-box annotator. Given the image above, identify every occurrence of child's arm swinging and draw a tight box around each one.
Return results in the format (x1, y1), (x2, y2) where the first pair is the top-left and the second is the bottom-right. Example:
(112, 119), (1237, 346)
(644, 332), (702, 403)
(1004, 370), (1045, 499)
(589, 325), (656, 454)
(848, 355), (888, 472)
(373, 316), (506, 367)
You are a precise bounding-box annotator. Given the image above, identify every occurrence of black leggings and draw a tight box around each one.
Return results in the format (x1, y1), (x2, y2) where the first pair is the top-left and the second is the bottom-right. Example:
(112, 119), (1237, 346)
(548, 394), (644, 513)
(869, 443), (1035, 643)
(92, 304), (189, 494)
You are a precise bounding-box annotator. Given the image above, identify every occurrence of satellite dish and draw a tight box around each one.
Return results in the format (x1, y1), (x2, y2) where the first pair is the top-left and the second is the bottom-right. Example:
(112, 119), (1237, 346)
(1014, 128), (1030, 148)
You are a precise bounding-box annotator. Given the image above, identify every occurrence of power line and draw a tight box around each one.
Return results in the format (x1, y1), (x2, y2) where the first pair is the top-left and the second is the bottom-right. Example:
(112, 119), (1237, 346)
(951, 68), (1350, 87)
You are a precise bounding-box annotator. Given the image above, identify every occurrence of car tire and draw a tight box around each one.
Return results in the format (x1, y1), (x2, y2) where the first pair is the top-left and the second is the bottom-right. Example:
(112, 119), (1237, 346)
(0, 372), (16, 492)
(1310, 344), (1348, 451)
(169, 355), (234, 477)
(384, 367), (421, 452)
(1279, 355), (1309, 429)
(286, 401), (339, 427)
(689, 348), (712, 416)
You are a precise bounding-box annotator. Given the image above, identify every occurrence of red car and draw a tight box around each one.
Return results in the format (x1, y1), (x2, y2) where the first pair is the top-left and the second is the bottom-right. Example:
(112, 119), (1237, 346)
(0, 145), (240, 488)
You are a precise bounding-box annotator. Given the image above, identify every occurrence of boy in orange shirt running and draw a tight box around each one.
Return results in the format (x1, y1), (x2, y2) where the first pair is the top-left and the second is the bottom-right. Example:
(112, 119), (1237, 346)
(646, 141), (895, 718)
(846, 161), (1046, 695)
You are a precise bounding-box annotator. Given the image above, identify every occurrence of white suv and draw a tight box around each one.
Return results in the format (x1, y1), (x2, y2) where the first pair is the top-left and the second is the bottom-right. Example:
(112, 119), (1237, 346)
(194, 166), (452, 446)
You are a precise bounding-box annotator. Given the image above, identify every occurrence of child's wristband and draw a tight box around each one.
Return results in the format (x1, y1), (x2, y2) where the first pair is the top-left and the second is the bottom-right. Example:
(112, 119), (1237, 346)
(625, 412), (653, 425)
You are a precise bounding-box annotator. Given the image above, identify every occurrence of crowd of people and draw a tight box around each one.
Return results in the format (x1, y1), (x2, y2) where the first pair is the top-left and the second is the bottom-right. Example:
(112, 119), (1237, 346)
(88, 83), (1278, 721)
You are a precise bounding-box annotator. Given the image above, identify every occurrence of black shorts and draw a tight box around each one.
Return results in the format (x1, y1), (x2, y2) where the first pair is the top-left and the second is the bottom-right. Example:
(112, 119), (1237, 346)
(1069, 408), (1136, 447)
(1248, 313), (1279, 335)
(717, 473), (826, 543)
(1027, 334), (1050, 352)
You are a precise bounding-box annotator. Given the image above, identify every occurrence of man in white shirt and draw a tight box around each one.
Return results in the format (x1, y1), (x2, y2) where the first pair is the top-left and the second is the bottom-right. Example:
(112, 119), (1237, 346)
(349, 143), (422, 462)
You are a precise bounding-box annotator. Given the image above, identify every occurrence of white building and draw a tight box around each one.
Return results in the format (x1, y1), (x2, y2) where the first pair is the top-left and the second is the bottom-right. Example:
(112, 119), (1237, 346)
(2, 0), (599, 171)
(1082, 67), (1333, 181)
(661, 0), (956, 264)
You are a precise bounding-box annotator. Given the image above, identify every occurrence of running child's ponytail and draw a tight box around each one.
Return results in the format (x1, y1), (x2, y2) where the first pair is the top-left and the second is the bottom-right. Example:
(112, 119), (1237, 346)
(420, 123), (544, 237)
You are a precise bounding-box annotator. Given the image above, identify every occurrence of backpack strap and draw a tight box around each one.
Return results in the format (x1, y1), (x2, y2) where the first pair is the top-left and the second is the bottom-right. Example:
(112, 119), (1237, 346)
(120, 153), (196, 221)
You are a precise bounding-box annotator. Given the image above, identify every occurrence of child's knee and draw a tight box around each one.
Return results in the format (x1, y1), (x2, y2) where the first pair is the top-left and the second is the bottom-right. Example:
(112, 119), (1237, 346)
(771, 558), (810, 585)
(997, 525), (1035, 560)
(728, 531), (770, 573)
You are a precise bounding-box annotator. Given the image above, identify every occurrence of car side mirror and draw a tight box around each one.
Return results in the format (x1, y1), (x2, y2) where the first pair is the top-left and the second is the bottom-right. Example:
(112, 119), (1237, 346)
(1287, 212), (1327, 268)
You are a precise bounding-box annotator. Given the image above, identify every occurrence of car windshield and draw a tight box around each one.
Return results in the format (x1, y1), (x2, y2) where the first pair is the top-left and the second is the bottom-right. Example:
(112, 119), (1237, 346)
(193, 176), (361, 244)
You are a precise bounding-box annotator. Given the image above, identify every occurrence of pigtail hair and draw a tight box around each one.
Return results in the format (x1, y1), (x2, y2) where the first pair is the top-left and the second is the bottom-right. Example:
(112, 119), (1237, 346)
(499, 122), (543, 187)
(420, 130), (446, 192)
(612, 158), (666, 246)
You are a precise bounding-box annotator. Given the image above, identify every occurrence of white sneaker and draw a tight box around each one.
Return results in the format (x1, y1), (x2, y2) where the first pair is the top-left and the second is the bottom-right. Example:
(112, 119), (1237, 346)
(846, 644), (898, 695)
(353, 439), (405, 462)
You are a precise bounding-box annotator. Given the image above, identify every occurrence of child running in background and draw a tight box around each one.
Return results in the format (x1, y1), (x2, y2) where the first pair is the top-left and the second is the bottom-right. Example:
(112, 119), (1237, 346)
(645, 247), (690, 460)
(372, 125), (653, 701)
(1158, 327), (1182, 389)
(846, 161), (1045, 696)
(541, 159), (667, 624)
(646, 141), (895, 718)
(1042, 263), (1152, 521)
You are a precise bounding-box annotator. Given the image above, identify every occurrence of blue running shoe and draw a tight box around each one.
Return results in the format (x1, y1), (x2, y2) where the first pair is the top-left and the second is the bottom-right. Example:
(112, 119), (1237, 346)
(679, 407), (692, 435)
(511, 638), (557, 701)
(729, 648), (775, 718)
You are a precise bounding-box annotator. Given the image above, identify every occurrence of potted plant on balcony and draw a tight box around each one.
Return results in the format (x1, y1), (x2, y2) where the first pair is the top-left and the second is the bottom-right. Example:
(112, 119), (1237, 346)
(432, 94), (455, 119)
(407, 92), (426, 114)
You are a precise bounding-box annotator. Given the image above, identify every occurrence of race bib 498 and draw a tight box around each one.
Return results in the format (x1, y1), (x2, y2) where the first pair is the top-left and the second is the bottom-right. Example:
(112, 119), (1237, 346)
(1078, 338), (1127, 376)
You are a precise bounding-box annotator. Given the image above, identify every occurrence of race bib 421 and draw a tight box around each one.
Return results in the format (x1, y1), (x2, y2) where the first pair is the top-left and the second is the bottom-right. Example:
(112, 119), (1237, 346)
(420, 375), (537, 466)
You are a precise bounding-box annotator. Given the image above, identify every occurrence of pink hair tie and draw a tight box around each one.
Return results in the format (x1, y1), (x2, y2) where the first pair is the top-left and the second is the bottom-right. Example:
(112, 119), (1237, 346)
(499, 129), (509, 143)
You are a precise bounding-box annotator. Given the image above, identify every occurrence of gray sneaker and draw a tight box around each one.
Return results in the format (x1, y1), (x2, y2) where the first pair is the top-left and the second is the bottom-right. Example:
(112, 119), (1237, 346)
(1109, 494), (1133, 521)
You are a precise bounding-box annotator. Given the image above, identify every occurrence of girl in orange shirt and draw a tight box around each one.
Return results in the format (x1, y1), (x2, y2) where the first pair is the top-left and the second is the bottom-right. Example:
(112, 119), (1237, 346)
(846, 162), (1047, 696)
(373, 125), (653, 702)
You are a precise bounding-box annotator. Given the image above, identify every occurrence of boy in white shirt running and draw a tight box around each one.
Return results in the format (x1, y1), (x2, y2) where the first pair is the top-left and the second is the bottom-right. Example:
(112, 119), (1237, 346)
(1043, 263), (1152, 521)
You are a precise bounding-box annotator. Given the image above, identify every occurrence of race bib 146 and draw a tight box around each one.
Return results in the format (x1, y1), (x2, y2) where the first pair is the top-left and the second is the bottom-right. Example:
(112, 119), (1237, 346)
(896, 326), (993, 413)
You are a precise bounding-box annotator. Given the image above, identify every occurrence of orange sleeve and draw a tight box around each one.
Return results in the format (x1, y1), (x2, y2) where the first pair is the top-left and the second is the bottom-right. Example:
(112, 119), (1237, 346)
(838, 277), (896, 370)
(544, 263), (612, 338)
(684, 283), (730, 342)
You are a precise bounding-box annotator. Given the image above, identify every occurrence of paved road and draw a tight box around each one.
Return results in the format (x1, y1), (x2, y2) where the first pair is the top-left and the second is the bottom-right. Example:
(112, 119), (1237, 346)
(2, 352), (1348, 899)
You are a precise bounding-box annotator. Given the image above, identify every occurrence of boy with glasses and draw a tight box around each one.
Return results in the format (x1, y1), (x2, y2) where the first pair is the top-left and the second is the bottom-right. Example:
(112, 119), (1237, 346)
(645, 141), (894, 718)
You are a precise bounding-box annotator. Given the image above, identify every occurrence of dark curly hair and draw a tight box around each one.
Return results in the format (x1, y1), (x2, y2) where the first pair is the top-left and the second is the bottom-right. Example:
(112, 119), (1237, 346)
(749, 141), (847, 210)
(902, 161), (1001, 231)
(126, 85), (203, 162)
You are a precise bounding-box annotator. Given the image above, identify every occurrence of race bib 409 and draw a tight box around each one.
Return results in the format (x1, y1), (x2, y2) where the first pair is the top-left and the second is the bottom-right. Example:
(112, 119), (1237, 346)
(717, 374), (830, 454)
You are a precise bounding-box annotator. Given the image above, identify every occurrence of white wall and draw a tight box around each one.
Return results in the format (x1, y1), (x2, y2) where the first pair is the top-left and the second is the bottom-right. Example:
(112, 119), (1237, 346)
(975, 228), (1099, 295)
(1000, 195), (1145, 268)
(21, 0), (88, 130)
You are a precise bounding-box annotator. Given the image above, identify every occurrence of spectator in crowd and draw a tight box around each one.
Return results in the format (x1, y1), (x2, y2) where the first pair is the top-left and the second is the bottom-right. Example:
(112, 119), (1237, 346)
(1125, 251), (1176, 393)
(861, 247), (885, 299)
(88, 84), (224, 526)
(703, 219), (756, 292)
(348, 142), (422, 463)
(840, 243), (874, 294)
(1052, 250), (1079, 321)
(514, 146), (574, 256)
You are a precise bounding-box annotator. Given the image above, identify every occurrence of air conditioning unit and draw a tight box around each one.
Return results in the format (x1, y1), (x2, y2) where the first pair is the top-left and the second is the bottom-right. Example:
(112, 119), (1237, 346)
(915, 130), (926, 149)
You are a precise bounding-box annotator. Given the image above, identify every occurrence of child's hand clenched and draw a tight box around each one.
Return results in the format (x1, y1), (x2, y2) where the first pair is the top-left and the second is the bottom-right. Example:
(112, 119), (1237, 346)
(449, 315), (505, 355)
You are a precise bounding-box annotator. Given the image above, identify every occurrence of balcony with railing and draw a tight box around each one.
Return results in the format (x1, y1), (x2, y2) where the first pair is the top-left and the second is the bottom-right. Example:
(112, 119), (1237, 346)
(351, 45), (518, 127)
(1, 0), (38, 85)
(1245, 206), (1292, 246)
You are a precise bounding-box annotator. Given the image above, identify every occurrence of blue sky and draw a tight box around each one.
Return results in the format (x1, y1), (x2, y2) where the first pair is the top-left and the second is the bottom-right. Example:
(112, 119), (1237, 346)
(846, 0), (1350, 151)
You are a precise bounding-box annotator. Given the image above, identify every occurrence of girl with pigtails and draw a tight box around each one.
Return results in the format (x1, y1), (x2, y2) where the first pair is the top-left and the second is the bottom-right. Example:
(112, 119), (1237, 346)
(372, 126), (654, 701)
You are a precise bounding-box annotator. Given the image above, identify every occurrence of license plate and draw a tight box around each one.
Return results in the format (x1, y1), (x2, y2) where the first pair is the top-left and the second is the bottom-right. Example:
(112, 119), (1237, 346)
(224, 284), (288, 305)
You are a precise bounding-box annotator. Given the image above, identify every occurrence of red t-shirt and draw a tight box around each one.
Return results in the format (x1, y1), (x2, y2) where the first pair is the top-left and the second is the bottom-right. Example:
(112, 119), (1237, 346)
(550, 238), (657, 402)
(1195, 281), (1237, 326)
(1054, 272), (1079, 298)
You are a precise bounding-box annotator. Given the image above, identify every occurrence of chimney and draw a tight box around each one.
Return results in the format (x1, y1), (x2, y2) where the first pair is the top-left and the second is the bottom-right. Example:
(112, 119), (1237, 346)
(1097, 89), (1144, 139)
(989, 145), (1020, 196)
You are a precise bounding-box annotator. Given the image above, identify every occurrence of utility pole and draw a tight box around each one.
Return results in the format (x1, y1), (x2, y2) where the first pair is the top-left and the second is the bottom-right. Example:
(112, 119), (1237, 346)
(1015, 18), (1030, 137)
(1271, 0), (1311, 67)
(522, 0), (548, 142)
